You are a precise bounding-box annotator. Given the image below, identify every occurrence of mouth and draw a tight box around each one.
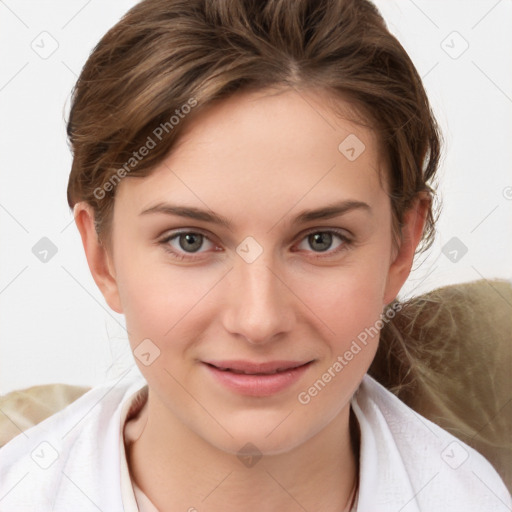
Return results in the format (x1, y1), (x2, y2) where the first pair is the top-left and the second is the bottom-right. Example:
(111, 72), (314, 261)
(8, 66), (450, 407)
(202, 360), (314, 396)
(204, 360), (312, 374)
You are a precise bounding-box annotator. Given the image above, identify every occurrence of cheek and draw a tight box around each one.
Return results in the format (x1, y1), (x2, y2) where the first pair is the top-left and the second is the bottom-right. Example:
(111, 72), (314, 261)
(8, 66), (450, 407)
(291, 260), (388, 423)
(115, 254), (222, 352)
(295, 254), (390, 344)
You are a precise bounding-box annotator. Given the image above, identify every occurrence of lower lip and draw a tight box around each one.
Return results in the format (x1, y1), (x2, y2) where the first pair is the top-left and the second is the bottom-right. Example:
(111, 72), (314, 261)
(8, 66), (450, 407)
(203, 362), (312, 397)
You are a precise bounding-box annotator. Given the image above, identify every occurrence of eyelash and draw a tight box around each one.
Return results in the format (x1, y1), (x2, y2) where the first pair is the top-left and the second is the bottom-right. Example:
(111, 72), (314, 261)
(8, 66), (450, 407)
(158, 228), (352, 262)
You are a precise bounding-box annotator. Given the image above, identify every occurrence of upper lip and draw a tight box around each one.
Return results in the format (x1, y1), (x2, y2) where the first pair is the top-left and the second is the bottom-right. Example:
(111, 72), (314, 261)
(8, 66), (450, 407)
(203, 360), (313, 375)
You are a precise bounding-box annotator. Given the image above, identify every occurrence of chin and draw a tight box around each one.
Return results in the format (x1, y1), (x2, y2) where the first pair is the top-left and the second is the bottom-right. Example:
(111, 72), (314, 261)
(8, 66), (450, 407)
(201, 415), (326, 460)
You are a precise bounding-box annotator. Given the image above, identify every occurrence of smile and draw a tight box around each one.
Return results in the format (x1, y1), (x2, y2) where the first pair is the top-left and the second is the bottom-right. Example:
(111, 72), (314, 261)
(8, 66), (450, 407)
(202, 360), (314, 396)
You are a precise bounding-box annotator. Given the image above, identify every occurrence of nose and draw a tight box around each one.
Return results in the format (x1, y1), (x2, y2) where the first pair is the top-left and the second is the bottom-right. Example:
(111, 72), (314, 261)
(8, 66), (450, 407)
(221, 254), (295, 345)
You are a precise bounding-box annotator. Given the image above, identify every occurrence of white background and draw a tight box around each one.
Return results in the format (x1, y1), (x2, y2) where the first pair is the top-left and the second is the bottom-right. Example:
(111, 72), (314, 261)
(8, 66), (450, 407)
(1, 0), (511, 394)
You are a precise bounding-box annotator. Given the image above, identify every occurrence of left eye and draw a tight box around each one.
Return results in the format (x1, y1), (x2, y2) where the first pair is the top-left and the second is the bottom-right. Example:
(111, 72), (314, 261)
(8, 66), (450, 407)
(296, 231), (347, 253)
(164, 232), (215, 253)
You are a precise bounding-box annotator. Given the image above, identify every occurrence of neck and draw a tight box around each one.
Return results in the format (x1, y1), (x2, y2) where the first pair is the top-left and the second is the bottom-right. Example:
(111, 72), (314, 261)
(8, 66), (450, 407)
(126, 391), (359, 512)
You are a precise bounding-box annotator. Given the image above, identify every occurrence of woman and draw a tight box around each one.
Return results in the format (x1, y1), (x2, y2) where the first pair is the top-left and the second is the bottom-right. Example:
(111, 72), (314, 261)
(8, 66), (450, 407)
(0, 0), (510, 510)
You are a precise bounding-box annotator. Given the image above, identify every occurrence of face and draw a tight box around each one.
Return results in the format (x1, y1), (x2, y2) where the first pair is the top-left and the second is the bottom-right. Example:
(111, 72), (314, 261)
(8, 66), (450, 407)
(86, 87), (417, 456)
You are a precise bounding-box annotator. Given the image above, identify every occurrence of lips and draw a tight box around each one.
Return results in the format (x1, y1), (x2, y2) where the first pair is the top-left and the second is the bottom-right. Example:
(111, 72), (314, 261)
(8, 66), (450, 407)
(205, 360), (310, 374)
(203, 360), (313, 396)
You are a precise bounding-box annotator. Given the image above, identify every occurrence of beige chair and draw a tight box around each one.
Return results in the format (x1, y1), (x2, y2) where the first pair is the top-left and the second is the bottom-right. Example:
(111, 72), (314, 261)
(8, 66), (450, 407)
(0, 383), (90, 446)
(1, 279), (511, 492)
(369, 279), (512, 492)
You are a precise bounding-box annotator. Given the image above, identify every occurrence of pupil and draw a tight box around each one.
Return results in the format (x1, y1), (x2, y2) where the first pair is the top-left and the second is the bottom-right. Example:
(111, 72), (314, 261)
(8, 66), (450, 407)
(309, 232), (332, 252)
(179, 233), (203, 252)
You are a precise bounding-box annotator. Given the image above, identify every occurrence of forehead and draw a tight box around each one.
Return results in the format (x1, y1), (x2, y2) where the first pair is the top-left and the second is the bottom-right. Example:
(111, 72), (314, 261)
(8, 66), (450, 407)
(174, 86), (381, 166)
(115, 87), (388, 222)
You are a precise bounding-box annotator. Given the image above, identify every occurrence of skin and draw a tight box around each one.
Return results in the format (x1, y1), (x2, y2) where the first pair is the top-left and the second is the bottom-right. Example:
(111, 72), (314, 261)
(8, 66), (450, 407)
(75, 86), (428, 511)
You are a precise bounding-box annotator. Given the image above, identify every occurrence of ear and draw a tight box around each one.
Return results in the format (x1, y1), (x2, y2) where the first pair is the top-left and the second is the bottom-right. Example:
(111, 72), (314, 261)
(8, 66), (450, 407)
(383, 193), (430, 305)
(73, 202), (123, 314)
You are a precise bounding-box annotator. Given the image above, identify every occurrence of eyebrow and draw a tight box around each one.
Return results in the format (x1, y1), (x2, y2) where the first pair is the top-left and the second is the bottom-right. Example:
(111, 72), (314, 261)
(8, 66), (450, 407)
(293, 200), (371, 224)
(139, 200), (371, 228)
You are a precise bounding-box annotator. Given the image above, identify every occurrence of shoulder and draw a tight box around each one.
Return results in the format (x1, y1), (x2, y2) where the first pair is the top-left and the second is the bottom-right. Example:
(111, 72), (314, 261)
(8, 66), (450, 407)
(0, 368), (147, 512)
(352, 374), (512, 512)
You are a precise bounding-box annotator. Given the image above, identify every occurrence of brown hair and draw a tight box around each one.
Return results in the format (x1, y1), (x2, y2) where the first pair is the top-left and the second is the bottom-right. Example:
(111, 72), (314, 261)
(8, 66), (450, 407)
(66, 0), (441, 251)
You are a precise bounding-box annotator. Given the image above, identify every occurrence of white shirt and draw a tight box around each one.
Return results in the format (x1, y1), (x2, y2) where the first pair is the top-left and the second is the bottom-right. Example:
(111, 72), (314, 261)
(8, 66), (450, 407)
(0, 366), (509, 511)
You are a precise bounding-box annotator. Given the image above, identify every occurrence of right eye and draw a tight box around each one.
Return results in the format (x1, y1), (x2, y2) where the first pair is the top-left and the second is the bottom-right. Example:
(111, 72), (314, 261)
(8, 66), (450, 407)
(159, 230), (220, 260)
